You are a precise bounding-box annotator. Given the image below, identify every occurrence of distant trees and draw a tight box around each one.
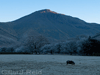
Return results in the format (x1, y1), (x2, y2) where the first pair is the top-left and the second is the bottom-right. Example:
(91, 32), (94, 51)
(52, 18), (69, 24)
(1, 33), (100, 56)
(0, 47), (15, 54)
(40, 40), (79, 55)
(40, 36), (100, 56)
(81, 37), (100, 56)
(23, 35), (49, 54)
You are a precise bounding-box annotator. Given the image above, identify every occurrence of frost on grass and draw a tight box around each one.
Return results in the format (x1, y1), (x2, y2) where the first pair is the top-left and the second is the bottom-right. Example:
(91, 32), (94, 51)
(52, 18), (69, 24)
(0, 55), (100, 75)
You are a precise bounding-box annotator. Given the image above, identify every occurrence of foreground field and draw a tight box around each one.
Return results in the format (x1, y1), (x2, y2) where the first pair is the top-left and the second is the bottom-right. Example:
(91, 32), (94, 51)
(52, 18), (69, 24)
(0, 55), (100, 75)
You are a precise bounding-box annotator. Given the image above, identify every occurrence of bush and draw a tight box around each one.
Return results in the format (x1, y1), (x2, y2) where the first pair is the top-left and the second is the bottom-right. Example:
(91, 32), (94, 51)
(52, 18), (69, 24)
(0, 47), (15, 54)
(81, 37), (100, 56)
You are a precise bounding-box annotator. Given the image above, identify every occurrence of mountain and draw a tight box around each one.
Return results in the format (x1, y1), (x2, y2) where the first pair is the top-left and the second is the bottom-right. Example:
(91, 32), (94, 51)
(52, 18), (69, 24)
(92, 32), (100, 41)
(0, 9), (100, 46)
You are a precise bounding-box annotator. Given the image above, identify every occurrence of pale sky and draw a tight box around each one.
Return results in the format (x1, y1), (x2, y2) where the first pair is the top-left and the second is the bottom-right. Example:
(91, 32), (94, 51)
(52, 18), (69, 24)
(0, 0), (100, 24)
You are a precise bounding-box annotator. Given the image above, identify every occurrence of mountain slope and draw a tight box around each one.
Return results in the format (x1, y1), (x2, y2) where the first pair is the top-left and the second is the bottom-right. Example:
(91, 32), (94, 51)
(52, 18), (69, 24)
(0, 9), (100, 42)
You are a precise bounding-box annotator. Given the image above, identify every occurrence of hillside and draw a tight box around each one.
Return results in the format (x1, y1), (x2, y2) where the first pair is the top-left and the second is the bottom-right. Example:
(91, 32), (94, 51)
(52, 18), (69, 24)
(0, 9), (100, 46)
(11, 9), (100, 39)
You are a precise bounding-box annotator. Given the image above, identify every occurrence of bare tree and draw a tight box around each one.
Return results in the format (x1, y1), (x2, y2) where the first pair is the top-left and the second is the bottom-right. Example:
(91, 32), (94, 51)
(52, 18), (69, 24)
(24, 34), (49, 54)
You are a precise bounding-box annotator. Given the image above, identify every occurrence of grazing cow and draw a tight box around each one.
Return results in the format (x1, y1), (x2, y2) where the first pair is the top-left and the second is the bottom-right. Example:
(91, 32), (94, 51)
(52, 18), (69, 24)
(66, 60), (75, 65)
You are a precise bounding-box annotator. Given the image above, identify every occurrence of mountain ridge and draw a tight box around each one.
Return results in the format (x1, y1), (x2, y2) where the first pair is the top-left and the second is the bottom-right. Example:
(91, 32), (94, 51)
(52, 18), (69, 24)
(0, 9), (100, 46)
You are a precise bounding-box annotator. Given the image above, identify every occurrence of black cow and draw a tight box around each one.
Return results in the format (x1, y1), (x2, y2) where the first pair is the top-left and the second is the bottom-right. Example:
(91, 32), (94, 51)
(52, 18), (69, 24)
(66, 60), (75, 65)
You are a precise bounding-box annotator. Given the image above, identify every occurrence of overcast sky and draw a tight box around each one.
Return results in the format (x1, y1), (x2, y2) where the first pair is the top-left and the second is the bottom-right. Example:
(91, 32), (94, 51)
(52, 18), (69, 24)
(0, 0), (100, 24)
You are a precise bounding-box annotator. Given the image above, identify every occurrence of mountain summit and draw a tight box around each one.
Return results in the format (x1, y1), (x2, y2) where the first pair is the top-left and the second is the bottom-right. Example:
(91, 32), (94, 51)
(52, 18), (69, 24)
(0, 9), (100, 44)
(37, 9), (58, 14)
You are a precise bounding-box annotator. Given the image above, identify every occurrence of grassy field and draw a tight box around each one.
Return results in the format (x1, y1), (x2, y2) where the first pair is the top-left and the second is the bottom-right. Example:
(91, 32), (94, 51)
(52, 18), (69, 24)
(0, 55), (100, 75)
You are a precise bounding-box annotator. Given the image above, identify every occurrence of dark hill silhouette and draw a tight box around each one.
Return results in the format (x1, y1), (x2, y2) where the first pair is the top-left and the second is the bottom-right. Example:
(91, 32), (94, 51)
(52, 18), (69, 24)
(0, 9), (100, 45)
